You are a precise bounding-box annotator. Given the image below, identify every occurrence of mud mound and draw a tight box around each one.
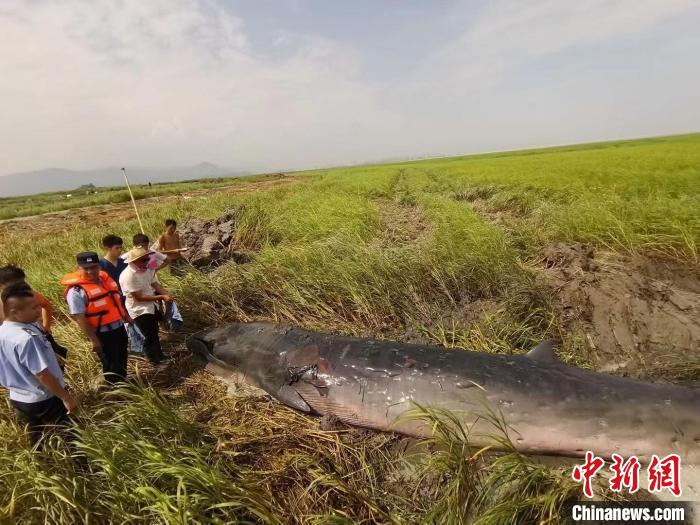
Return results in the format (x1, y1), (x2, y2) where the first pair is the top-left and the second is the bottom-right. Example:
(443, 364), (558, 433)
(179, 210), (252, 269)
(541, 242), (599, 272)
(541, 243), (700, 382)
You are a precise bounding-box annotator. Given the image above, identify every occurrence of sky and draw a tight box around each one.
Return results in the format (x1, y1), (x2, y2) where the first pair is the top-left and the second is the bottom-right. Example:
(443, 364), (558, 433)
(1, 0), (699, 176)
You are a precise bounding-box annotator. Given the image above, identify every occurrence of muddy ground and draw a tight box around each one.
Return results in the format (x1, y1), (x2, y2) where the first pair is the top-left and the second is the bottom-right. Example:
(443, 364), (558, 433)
(540, 242), (700, 384)
(177, 210), (258, 269)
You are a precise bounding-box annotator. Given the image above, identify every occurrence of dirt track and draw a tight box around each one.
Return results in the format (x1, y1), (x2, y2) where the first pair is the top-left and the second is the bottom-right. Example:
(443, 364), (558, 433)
(0, 176), (299, 238)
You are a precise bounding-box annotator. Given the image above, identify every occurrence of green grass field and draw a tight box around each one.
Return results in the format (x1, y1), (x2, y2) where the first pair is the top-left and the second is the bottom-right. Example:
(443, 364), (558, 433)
(0, 175), (272, 221)
(0, 133), (698, 523)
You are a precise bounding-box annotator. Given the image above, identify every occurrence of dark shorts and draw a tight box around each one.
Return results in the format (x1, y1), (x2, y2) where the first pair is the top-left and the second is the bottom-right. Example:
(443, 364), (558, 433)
(11, 396), (68, 444)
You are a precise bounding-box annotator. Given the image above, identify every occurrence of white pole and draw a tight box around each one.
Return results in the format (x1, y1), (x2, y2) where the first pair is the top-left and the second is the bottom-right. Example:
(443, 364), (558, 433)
(122, 167), (145, 234)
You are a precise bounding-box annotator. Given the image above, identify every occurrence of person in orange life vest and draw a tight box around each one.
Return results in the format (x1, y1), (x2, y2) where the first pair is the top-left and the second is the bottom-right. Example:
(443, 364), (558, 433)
(61, 252), (130, 385)
(0, 265), (53, 332)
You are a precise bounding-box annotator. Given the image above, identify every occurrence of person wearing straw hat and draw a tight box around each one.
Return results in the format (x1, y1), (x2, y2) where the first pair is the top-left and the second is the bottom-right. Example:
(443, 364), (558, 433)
(119, 247), (173, 366)
(61, 251), (130, 385)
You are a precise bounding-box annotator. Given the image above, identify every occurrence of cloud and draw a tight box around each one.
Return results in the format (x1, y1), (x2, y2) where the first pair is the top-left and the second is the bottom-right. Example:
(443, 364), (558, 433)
(0, 0), (402, 174)
(425, 0), (698, 84)
(394, 0), (700, 152)
(0, 0), (698, 176)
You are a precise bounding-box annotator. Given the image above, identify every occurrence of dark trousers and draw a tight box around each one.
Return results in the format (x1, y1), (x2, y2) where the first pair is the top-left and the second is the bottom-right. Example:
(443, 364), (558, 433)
(133, 313), (164, 364)
(12, 396), (68, 445)
(96, 325), (129, 384)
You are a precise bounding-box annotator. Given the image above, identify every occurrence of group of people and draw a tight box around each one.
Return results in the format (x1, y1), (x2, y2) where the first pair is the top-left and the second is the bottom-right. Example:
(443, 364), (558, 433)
(0, 219), (187, 444)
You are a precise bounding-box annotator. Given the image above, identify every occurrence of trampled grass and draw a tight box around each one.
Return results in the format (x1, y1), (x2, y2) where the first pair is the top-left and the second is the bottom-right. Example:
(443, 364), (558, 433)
(0, 133), (698, 522)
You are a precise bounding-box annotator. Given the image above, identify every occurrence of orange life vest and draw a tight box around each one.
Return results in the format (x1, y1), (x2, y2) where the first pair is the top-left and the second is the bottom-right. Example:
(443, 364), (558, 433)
(61, 270), (126, 329)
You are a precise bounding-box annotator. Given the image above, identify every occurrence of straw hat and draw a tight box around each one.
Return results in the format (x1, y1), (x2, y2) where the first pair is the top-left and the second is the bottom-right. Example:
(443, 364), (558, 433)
(123, 246), (153, 264)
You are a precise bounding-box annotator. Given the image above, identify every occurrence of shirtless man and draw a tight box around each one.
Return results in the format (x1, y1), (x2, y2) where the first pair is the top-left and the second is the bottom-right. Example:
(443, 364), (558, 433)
(156, 219), (187, 276)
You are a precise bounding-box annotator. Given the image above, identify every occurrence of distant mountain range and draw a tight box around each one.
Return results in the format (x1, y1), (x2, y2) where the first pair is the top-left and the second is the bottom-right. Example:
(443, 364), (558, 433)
(0, 162), (249, 197)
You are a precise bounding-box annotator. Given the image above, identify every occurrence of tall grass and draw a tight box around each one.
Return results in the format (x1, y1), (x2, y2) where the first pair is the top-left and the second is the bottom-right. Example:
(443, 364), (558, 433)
(400, 403), (584, 525)
(406, 135), (700, 261)
(1, 134), (696, 522)
(2, 376), (588, 524)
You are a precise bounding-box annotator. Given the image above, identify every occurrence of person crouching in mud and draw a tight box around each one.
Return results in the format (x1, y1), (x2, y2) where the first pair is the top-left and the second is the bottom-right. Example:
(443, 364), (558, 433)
(119, 247), (173, 367)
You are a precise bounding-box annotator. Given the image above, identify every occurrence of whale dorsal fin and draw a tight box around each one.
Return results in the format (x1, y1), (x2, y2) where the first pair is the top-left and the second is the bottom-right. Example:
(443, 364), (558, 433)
(276, 385), (311, 413)
(526, 341), (558, 363)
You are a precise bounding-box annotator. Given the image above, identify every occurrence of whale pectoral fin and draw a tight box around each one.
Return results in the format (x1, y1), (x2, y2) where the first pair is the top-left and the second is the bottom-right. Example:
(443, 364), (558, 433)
(526, 340), (559, 363)
(276, 385), (311, 413)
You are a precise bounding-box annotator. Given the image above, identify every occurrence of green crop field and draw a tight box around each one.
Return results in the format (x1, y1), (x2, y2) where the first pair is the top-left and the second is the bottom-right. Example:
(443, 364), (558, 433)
(0, 175), (272, 221)
(0, 133), (698, 523)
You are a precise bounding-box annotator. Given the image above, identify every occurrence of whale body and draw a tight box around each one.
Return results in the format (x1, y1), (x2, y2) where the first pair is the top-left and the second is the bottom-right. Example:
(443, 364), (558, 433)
(187, 322), (700, 463)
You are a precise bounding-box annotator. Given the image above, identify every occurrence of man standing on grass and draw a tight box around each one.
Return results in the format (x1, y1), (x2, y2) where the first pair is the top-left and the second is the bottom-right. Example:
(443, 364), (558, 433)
(99, 235), (128, 300)
(61, 252), (130, 385)
(119, 247), (173, 366)
(129, 233), (167, 271)
(156, 219), (188, 276)
(0, 284), (77, 445)
(100, 234), (147, 354)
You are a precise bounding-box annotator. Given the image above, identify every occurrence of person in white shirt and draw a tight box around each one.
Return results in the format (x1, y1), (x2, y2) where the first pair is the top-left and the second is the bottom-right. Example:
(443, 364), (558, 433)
(119, 247), (173, 365)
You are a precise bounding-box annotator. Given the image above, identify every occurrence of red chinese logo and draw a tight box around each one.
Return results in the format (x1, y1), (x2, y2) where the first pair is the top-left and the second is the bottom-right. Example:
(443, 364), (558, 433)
(572, 452), (682, 498)
(648, 454), (682, 497)
(572, 451), (605, 498)
(609, 454), (641, 493)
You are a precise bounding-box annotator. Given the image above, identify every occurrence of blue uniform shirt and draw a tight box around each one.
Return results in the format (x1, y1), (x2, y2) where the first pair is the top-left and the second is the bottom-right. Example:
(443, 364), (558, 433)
(65, 287), (89, 316)
(99, 258), (127, 295)
(0, 321), (65, 403)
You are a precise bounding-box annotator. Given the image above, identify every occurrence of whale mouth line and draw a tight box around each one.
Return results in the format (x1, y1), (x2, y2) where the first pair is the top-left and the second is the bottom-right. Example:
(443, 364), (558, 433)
(187, 335), (235, 370)
(186, 335), (211, 356)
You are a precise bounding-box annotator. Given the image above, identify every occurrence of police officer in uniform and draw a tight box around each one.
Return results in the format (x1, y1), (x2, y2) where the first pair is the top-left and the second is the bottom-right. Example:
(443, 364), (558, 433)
(0, 283), (76, 444)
